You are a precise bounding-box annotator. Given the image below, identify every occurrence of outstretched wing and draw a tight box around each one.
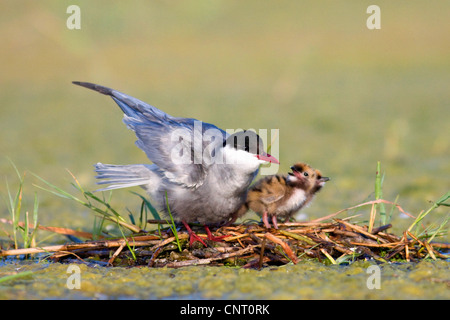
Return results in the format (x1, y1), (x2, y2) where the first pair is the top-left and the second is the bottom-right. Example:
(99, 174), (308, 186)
(73, 81), (227, 187)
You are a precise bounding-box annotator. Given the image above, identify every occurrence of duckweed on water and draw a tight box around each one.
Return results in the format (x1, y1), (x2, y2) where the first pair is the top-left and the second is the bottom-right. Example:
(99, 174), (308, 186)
(0, 260), (448, 299)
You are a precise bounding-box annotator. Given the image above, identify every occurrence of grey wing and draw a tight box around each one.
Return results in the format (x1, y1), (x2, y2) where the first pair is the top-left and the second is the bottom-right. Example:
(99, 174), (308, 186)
(73, 81), (227, 187)
(127, 115), (228, 187)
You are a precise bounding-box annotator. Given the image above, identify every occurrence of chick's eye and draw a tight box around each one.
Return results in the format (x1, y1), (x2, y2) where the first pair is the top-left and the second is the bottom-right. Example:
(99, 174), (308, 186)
(303, 172), (309, 177)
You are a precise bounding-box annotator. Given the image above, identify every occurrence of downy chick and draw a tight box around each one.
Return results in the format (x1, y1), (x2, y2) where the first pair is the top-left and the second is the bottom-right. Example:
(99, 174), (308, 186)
(243, 163), (329, 229)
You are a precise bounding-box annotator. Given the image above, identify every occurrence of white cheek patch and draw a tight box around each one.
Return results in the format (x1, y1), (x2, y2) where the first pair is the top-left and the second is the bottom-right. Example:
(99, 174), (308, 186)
(287, 175), (297, 183)
(223, 147), (257, 166)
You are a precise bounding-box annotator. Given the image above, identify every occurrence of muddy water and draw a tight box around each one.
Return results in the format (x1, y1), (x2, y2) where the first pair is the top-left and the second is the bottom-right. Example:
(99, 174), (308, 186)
(0, 259), (448, 299)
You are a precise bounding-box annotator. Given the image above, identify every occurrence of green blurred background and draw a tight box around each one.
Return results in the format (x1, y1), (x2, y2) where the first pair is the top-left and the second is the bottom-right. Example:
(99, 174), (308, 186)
(0, 1), (448, 236)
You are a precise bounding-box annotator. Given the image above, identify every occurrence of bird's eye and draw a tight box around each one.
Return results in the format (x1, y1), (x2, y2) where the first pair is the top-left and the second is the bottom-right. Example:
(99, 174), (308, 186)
(303, 172), (309, 177)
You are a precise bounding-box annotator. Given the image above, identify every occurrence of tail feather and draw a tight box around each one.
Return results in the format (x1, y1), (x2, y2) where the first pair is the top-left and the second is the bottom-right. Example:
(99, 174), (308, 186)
(94, 163), (154, 191)
(72, 81), (170, 121)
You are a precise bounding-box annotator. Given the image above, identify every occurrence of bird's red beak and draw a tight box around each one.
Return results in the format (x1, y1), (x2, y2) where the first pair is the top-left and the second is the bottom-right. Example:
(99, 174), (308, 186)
(256, 152), (280, 164)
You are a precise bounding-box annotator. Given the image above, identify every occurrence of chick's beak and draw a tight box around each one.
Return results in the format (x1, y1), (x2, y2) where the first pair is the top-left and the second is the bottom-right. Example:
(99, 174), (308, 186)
(256, 152), (280, 164)
(288, 166), (296, 176)
(320, 177), (330, 182)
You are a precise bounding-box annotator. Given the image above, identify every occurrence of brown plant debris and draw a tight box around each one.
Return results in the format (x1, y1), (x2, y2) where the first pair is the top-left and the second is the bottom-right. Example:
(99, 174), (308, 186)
(1, 218), (447, 269)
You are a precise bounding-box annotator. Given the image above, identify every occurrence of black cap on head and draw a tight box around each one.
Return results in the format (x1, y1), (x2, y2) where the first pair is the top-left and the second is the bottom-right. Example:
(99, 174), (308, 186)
(223, 130), (264, 155)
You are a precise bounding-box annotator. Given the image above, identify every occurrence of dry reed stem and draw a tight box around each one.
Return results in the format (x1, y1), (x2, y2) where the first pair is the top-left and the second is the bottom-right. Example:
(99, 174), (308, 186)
(0, 218), (97, 239)
(165, 245), (257, 268)
(320, 248), (337, 264)
(335, 219), (389, 243)
(0, 236), (162, 257)
(264, 232), (298, 264)
(404, 231), (410, 262)
(108, 242), (126, 266)
(1, 208), (446, 267)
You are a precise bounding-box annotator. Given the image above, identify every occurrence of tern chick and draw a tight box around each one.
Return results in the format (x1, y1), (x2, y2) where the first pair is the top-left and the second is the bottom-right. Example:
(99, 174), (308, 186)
(242, 162), (329, 229)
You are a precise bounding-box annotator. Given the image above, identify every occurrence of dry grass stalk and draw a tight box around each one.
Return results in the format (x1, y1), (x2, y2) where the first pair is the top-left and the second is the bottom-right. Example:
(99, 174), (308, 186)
(0, 203), (447, 268)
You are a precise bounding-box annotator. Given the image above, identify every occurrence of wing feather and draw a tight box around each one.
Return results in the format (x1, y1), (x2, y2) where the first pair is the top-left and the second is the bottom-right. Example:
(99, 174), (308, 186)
(73, 81), (227, 187)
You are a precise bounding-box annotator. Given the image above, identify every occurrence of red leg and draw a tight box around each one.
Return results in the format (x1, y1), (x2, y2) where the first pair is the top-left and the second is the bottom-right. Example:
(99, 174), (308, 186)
(182, 221), (207, 247)
(262, 212), (271, 229)
(204, 225), (230, 242)
(271, 215), (279, 229)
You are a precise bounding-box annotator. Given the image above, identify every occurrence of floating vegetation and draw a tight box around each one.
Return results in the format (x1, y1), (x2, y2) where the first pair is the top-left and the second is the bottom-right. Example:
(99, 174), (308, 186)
(1, 164), (448, 269)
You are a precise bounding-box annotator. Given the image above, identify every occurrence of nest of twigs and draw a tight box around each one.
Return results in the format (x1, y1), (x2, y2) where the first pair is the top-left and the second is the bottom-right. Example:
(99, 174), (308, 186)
(2, 169), (448, 268)
(3, 216), (446, 269)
